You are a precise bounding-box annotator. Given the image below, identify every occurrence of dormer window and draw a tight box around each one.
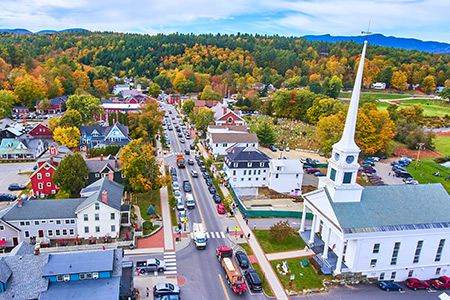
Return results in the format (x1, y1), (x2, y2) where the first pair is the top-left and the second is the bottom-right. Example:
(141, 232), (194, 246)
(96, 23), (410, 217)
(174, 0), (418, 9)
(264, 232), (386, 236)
(228, 117), (233, 123)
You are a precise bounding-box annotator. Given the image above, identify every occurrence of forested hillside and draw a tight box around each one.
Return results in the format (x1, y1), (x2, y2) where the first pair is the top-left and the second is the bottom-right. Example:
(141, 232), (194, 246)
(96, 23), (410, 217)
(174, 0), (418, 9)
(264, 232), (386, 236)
(0, 31), (450, 108)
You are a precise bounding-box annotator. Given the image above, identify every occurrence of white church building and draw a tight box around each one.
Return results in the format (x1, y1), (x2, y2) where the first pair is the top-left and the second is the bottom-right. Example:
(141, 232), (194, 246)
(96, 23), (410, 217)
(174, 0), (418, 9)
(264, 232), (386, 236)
(299, 41), (450, 282)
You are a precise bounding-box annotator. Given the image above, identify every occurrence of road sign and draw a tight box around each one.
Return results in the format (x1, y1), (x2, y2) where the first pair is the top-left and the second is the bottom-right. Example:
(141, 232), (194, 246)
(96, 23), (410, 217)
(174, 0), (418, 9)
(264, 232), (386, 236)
(235, 226), (239, 231)
(184, 217), (188, 223)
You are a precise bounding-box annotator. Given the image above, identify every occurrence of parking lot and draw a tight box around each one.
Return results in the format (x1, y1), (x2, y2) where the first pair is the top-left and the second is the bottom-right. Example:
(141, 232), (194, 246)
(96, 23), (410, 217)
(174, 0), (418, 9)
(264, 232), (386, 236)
(0, 162), (35, 206)
(374, 161), (405, 185)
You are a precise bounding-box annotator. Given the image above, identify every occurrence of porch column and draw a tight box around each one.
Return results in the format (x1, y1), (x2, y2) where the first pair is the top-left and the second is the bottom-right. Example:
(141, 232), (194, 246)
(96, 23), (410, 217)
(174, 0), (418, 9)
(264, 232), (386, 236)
(322, 226), (331, 259)
(309, 214), (317, 244)
(300, 203), (307, 232)
(334, 240), (345, 274)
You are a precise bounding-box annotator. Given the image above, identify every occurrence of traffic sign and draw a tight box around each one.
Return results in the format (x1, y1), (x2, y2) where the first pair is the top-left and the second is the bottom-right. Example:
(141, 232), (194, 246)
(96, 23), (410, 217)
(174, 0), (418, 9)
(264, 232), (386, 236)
(183, 217), (188, 223)
(235, 226), (239, 231)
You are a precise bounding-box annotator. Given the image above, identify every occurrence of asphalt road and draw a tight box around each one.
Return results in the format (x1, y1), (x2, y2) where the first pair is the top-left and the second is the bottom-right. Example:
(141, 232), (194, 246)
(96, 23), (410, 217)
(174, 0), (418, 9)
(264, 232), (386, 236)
(162, 105), (267, 300)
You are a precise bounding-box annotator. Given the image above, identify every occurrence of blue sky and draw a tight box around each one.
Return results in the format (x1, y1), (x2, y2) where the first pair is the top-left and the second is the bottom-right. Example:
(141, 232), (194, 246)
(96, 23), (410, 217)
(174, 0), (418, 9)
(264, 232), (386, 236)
(1, 0), (449, 43)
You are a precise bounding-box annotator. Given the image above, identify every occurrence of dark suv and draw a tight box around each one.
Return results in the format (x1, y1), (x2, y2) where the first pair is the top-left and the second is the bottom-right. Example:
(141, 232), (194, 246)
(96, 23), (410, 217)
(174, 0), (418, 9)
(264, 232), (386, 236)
(244, 269), (262, 292)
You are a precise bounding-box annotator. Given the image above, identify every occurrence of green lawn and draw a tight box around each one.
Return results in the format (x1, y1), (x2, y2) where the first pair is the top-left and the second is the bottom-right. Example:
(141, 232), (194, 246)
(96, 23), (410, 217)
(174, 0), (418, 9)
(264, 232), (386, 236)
(407, 158), (450, 194)
(339, 92), (412, 100)
(270, 258), (333, 291)
(253, 229), (306, 254)
(252, 263), (274, 297)
(238, 243), (253, 256)
(435, 136), (450, 156)
(135, 190), (161, 221)
(376, 98), (450, 117)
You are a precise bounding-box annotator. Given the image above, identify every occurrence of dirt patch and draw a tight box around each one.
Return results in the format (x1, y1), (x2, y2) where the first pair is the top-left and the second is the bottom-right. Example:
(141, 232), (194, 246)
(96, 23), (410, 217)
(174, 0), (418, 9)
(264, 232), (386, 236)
(433, 130), (450, 137)
(393, 145), (441, 158)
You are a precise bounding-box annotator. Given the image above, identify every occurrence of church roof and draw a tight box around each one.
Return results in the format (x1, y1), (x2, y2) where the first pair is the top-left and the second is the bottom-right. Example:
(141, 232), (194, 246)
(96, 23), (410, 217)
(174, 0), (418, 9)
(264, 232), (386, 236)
(325, 183), (450, 234)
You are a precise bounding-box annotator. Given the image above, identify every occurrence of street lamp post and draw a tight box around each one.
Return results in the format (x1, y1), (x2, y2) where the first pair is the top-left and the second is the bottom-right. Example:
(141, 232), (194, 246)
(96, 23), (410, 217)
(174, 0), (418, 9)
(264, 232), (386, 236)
(415, 143), (425, 170)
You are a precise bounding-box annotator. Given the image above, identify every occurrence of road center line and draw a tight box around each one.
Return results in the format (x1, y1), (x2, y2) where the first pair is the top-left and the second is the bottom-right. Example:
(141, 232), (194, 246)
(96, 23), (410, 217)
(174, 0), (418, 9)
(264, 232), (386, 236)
(218, 273), (231, 300)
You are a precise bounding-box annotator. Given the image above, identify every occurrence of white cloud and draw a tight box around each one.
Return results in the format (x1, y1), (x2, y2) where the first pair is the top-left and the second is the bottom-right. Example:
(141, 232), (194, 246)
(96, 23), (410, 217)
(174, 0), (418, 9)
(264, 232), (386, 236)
(0, 0), (448, 43)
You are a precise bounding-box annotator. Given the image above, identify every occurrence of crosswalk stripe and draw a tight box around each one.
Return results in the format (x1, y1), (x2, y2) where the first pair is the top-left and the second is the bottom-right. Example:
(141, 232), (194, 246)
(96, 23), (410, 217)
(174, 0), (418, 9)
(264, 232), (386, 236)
(166, 263), (177, 267)
(220, 232), (225, 238)
(164, 271), (177, 275)
(165, 251), (176, 255)
(164, 254), (176, 258)
(166, 266), (177, 270)
(165, 258), (176, 262)
(210, 232), (216, 238)
(206, 232), (210, 239)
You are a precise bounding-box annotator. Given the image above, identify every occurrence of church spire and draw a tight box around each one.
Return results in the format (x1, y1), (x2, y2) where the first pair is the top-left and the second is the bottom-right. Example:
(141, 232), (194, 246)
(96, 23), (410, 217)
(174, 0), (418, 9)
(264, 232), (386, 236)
(333, 40), (368, 153)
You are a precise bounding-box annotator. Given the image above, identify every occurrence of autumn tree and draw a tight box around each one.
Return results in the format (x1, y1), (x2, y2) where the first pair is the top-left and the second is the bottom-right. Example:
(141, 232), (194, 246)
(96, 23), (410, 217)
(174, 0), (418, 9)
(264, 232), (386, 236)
(326, 76), (343, 99)
(52, 153), (88, 196)
(128, 99), (163, 141)
(440, 87), (450, 100)
(37, 98), (51, 111)
(199, 85), (222, 100)
(421, 75), (436, 94)
(14, 74), (46, 106)
(48, 117), (61, 132)
(148, 82), (161, 98)
(53, 127), (81, 148)
(119, 138), (163, 193)
(316, 114), (344, 153)
(66, 95), (102, 124)
(306, 97), (344, 124)
(256, 122), (276, 146)
(93, 79), (108, 97)
(190, 107), (214, 134)
(0, 90), (17, 118)
(59, 109), (82, 128)
(391, 71), (408, 90)
(73, 70), (90, 91)
(182, 99), (195, 114)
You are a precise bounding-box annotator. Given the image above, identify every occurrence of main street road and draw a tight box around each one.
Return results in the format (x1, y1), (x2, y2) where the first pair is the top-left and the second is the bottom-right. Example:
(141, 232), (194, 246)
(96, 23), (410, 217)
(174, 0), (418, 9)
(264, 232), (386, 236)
(162, 104), (267, 300)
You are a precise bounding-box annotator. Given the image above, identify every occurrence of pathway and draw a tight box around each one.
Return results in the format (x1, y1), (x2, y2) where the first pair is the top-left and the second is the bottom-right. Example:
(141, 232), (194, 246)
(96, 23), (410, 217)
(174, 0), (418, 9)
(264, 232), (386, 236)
(266, 249), (313, 261)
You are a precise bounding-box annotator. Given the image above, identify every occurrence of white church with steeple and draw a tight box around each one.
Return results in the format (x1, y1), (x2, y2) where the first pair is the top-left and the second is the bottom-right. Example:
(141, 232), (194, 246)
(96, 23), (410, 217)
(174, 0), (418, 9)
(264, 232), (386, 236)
(299, 41), (450, 281)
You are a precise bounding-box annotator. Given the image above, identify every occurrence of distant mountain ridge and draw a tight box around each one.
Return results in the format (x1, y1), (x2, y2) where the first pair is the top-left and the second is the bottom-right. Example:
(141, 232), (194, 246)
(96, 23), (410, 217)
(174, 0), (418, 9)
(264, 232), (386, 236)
(0, 28), (88, 35)
(303, 33), (450, 54)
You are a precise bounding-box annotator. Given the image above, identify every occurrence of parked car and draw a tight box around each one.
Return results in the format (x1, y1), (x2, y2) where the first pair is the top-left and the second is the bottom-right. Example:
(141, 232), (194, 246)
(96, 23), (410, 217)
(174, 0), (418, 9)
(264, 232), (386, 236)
(235, 251), (249, 268)
(213, 193), (221, 203)
(200, 165), (206, 172)
(202, 171), (210, 179)
(429, 276), (450, 289)
(208, 186), (216, 194)
(279, 146), (284, 151)
(170, 168), (177, 176)
(217, 203), (226, 214)
(364, 169), (376, 174)
(184, 149), (190, 155)
(269, 145), (277, 152)
(187, 159), (194, 165)
(285, 147), (290, 152)
(378, 281), (403, 292)
(191, 170), (198, 178)
(306, 168), (319, 174)
(245, 269), (262, 292)
(153, 283), (180, 297)
(172, 182), (180, 191)
(154, 295), (180, 300)
(174, 190), (182, 202)
(180, 138), (185, 143)
(205, 178), (213, 186)
(190, 144), (195, 150)
(178, 208), (186, 219)
(8, 183), (26, 191)
(314, 172), (326, 177)
(176, 200), (184, 211)
(405, 278), (430, 290)
(0, 194), (16, 201)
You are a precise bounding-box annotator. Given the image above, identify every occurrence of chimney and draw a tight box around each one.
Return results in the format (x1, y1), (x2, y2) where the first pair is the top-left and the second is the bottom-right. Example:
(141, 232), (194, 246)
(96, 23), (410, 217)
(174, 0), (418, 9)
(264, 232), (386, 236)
(108, 171), (114, 181)
(18, 197), (23, 207)
(100, 154), (103, 161)
(102, 190), (107, 203)
(115, 159), (118, 169)
(34, 244), (40, 256)
(50, 156), (54, 165)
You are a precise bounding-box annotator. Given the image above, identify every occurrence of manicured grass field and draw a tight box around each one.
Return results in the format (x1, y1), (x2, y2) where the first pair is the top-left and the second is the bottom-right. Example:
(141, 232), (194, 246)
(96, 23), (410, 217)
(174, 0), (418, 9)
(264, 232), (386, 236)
(135, 190), (161, 221)
(339, 92), (412, 99)
(376, 98), (450, 117)
(270, 258), (333, 291)
(238, 243), (254, 256)
(407, 158), (450, 194)
(253, 229), (306, 254)
(434, 136), (450, 156)
(251, 263), (274, 297)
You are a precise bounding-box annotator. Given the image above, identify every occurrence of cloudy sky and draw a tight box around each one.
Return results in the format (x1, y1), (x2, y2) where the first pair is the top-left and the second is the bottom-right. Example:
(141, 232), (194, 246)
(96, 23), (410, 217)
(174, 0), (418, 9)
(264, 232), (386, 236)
(1, 0), (449, 43)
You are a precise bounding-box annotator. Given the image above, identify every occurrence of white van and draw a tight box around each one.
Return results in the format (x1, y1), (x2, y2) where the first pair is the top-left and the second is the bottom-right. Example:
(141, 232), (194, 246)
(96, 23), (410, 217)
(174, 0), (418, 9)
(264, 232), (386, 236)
(186, 193), (195, 209)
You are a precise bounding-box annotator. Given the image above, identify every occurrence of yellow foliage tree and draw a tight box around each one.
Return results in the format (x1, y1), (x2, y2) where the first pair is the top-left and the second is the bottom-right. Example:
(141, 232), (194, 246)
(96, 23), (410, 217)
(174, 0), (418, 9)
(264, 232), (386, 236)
(53, 127), (80, 148)
(391, 71), (408, 90)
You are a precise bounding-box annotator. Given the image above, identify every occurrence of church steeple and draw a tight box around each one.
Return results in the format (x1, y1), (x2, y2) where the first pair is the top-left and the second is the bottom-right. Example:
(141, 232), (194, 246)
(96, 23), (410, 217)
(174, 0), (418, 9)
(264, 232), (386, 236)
(318, 41), (368, 203)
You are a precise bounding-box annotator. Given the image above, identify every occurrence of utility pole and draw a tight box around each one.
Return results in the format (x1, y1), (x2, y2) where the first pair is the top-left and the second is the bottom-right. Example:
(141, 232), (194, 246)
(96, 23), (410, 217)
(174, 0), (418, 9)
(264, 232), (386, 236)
(415, 143), (425, 169)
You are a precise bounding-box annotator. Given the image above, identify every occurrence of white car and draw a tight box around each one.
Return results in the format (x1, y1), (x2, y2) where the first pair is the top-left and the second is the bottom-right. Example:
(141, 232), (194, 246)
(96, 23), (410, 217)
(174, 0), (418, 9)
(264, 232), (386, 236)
(180, 138), (185, 143)
(285, 147), (290, 152)
(172, 182), (180, 191)
(178, 208), (186, 219)
(174, 190), (182, 201)
(177, 200), (184, 210)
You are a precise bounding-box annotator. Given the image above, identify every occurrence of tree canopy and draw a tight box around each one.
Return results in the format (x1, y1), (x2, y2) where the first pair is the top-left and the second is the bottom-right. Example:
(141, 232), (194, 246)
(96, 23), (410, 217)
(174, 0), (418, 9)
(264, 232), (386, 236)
(65, 95), (103, 124)
(52, 153), (88, 196)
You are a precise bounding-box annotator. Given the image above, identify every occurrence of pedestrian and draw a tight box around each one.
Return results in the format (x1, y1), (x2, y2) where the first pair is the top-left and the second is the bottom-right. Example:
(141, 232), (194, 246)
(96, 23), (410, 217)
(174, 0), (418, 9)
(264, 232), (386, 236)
(146, 287), (149, 297)
(253, 224), (256, 231)
(388, 172), (391, 176)
(246, 219), (249, 225)
(226, 227), (229, 234)
(247, 233), (251, 240)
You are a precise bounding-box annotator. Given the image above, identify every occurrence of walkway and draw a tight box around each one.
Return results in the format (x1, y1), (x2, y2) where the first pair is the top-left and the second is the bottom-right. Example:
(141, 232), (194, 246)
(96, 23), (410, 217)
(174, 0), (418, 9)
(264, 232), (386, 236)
(266, 249), (313, 261)
(219, 185), (289, 300)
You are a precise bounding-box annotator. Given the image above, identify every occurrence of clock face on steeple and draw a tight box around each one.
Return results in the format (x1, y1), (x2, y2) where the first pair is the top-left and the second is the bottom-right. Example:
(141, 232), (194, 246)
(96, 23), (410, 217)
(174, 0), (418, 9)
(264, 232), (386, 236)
(334, 153), (340, 161)
(346, 155), (355, 164)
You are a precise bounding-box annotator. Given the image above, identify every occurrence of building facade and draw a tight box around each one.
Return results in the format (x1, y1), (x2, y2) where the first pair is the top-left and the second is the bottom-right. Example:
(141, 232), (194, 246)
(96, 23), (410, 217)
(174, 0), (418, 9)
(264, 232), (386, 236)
(267, 159), (303, 195)
(79, 122), (131, 151)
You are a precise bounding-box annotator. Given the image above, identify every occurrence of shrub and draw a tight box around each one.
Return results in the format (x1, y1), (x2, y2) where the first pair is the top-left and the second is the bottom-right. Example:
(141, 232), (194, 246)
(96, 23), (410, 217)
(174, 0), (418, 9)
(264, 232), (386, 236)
(143, 221), (153, 231)
(269, 220), (293, 242)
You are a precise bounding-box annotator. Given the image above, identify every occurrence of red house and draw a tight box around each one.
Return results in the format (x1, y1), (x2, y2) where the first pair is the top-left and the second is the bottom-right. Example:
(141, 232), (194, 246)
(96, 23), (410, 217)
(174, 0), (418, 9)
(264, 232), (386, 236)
(215, 111), (246, 126)
(28, 123), (53, 138)
(30, 145), (72, 197)
(168, 94), (181, 104)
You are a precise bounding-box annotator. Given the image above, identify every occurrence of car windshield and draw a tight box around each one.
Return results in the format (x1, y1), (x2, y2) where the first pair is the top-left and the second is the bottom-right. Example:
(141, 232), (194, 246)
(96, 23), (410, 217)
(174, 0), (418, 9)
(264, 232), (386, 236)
(197, 238), (206, 243)
(155, 259), (160, 265)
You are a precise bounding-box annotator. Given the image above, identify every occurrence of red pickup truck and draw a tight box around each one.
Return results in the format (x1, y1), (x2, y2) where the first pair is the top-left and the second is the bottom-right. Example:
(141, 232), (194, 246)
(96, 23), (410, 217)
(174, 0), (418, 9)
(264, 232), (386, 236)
(429, 276), (450, 289)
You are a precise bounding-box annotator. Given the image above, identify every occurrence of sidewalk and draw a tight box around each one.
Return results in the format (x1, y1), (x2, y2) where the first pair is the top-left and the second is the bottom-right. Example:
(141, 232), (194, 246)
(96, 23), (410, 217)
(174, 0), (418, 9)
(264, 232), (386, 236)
(219, 185), (289, 300)
(266, 249), (313, 261)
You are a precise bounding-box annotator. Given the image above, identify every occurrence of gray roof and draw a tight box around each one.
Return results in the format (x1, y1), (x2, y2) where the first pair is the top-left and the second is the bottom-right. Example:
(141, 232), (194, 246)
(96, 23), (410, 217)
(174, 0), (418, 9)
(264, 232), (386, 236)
(0, 253), (49, 300)
(42, 249), (114, 276)
(326, 184), (450, 233)
(77, 177), (124, 212)
(80, 122), (129, 138)
(0, 258), (12, 283)
(39, 277), (120, 300)
(2, 198), (83, 221)
(210, 132), (258, 143)
(85, 158), (121, 173)
(227, 146), (270, 162)
(9, 241), (35, 256)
